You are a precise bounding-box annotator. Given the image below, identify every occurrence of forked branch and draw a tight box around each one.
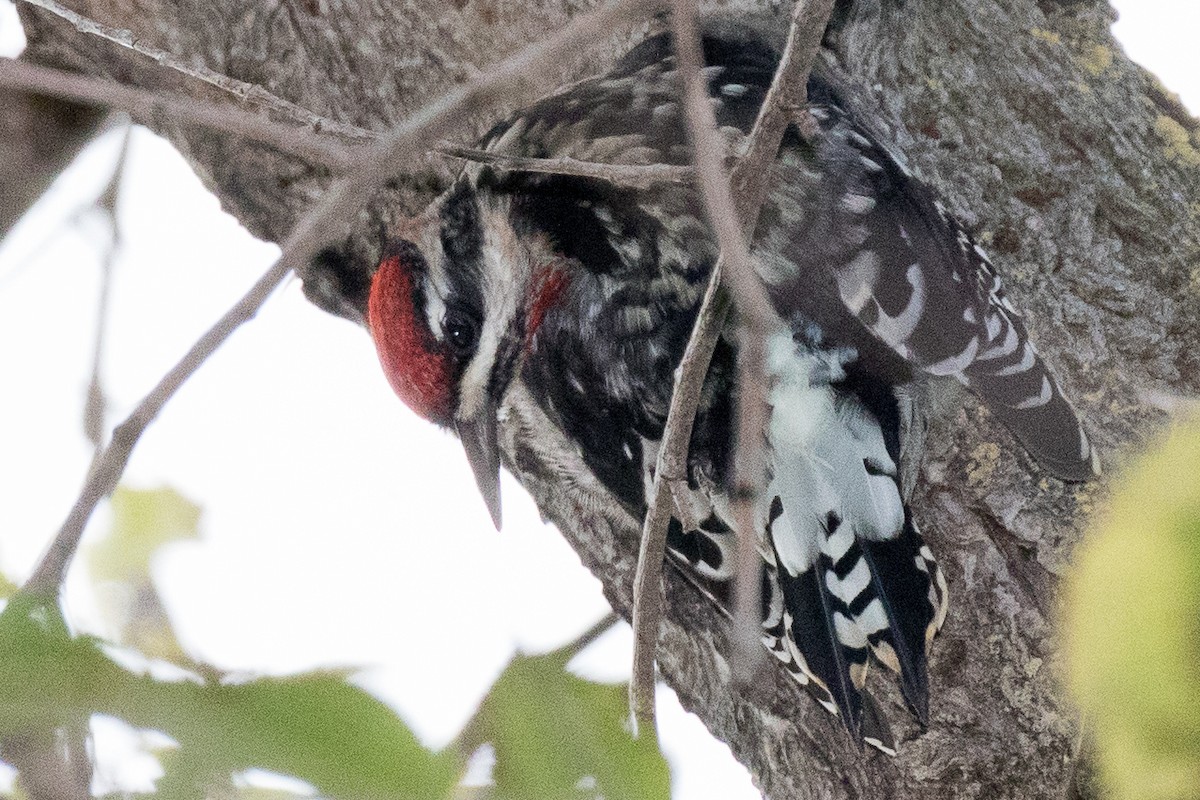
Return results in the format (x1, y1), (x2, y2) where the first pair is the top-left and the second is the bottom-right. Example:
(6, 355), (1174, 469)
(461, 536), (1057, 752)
(439, 144), (693, 188)
(21, 0), (669, 597)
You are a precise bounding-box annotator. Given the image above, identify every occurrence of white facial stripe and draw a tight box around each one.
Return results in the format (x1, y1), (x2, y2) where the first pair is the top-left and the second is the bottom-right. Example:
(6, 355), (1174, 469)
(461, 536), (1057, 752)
(424, 280), (449, 342)
(456, 200), (532, 420)
(404, 204), (450, 344)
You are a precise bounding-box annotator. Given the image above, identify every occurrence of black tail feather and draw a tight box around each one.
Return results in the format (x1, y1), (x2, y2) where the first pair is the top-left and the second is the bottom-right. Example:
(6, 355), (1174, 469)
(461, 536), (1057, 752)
(964, 315), (1099, 482)
(857, 510), (941, 724)
(769, 528), (866, 737)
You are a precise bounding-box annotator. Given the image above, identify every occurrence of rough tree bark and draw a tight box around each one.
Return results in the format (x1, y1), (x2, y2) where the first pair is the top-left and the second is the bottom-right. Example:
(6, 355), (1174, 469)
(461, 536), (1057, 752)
(15, 0), (1200, 797)
(0, 88), (103, 239)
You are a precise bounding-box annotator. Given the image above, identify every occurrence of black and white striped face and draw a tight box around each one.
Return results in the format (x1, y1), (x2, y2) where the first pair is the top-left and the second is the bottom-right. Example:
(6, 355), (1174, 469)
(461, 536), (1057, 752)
(412, 184), (538, 427)
(371, 182), (551, 528)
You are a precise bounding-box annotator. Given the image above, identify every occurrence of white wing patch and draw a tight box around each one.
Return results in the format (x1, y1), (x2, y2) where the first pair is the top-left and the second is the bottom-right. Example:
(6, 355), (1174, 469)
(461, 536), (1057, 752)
(870, 264), (927, 348)
(835, 250), (881, 315)
(766, 333), (905, 573)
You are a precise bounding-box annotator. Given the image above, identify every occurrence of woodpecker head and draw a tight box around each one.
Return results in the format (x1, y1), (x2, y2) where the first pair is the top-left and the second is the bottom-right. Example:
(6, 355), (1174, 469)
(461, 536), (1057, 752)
(366, 188), (566, 529)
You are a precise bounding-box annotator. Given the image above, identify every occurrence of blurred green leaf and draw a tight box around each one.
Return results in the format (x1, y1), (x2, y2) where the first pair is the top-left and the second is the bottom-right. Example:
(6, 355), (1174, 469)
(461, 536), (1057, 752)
(87, 486), (201, 662)
(0, 594), (459, 799)
(472, 644), (670, 800)
(0, 570), (17, 599)
(90, 486), (202, 585)
(1064, 419), (1200, 799)
(218, 787), (310, 800)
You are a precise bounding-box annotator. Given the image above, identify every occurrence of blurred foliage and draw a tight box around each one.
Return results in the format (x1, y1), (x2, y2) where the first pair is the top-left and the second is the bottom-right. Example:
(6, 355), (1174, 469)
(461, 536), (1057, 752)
(1064, 418), (1200, 800)
(0, 592), (459, 798)
(87, 486), (200, 663)
(0, 569), (16, 599)
(471, 644), (670, 799)
(208, 786), (313, 800)
(89, 487), (201, 585)
(0, 484), (668, 798)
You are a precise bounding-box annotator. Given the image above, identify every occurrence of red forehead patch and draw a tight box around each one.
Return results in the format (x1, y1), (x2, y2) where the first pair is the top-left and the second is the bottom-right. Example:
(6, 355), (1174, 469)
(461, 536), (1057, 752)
(367, 255), (453, 425)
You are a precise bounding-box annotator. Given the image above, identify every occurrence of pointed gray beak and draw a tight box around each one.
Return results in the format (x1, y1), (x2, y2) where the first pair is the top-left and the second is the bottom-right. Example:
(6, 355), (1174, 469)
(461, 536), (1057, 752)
(456, 402), (503, 530)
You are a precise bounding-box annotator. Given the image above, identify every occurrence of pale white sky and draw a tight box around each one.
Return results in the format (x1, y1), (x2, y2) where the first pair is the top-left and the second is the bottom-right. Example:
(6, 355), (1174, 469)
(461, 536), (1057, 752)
(0, 2), (1193, 797)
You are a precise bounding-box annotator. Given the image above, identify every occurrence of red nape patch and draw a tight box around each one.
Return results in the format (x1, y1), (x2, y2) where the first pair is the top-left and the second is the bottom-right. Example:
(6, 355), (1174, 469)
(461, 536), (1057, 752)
(526, 265), (568, 348)
(367, 256), (452, 425)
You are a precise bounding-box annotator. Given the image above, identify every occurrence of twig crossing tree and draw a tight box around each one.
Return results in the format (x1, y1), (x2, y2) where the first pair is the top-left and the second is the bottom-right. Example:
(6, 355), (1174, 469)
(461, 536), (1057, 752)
(6, 0), (1200, 797)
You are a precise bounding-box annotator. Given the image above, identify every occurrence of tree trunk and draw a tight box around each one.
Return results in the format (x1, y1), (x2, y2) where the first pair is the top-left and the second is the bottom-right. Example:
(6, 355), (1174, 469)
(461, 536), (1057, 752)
(0, 88), (103, 239)
(16, 0), (1200, 797)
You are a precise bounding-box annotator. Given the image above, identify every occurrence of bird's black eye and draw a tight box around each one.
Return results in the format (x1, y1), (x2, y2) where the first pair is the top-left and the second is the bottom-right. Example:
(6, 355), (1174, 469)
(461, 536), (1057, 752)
(444, 310), (479, 356)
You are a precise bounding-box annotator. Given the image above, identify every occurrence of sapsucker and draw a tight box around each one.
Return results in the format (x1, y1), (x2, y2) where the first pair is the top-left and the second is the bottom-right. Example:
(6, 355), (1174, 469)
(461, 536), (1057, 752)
(362, 24), (1098, 751)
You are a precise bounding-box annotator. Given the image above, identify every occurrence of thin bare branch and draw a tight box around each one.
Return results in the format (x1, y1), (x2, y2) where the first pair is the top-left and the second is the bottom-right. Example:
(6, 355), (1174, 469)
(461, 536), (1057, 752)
(0, 191), (116, 291)
(453, 611), (621, 756)
(3, 730), (91, 800)
(556, 610), (621, 663)
(726, 330), (769, 680)
(439, 144), (692, 188)
(82, 124), (130, 452)
(723, 16), (835, 685)
(23, 259), (292, 595)
(663, 0), (774, 707)
(668, 4), (780, 336)
(0, 58), (358, 170)
(732, 0), (834, 215)
(630, 268), (731, 730)
(629, 0), (837, 726)
(21, 0), (669, 596)
(17, 0), (374, 142)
